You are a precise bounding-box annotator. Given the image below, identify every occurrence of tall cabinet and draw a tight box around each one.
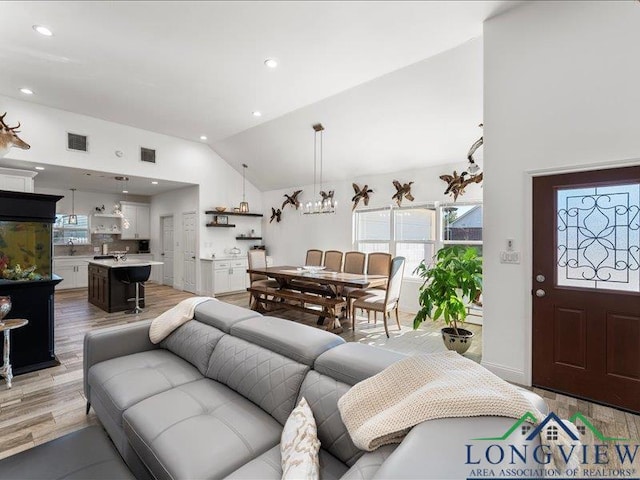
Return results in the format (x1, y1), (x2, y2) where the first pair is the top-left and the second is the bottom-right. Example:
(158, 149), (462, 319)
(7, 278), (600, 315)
(120, 202), (150, 240)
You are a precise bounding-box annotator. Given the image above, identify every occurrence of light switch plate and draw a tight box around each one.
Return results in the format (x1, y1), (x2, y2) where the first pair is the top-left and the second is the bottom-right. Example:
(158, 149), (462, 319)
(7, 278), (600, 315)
(500, 251), (520, 264)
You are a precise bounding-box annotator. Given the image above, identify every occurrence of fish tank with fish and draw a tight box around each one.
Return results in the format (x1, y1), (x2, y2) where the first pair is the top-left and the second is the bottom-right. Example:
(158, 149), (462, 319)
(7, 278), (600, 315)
(0, 221), (52, 282)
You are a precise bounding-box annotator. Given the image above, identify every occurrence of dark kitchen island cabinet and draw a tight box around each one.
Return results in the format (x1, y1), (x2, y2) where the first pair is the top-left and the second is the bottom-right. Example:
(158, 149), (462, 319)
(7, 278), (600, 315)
(88, 263), (145, 313)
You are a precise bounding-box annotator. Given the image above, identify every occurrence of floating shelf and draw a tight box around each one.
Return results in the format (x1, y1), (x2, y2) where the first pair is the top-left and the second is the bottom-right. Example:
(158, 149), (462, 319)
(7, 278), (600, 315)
(93, 229), (122, 234)
(93, 213), (122, 218)
(236, 236), (263, 240)
(205, 211), (263, 218)
(206, 223), (236, 228)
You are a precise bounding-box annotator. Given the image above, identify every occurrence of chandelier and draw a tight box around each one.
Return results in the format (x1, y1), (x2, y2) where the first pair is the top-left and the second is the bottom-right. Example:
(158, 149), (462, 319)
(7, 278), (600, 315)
(303, 123), (336, 215)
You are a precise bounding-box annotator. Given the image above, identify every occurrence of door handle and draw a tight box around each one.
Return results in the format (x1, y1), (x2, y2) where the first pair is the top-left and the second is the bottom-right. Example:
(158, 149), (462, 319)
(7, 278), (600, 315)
(535, 289), (546, 298)
(191, 256), (196, 259)
(161, 253), (165, 256)
(536, 274), (545, 283)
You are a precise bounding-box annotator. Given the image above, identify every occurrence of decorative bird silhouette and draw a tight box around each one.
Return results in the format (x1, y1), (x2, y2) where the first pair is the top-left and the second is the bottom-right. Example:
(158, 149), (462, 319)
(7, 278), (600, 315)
(270, 208), (282, 223)
(352, 183), (373, 210)
(320, 190), (334, 207)
(392, 180), (414, 207)
(466, 123), (484, 174)
(282, 190), (302, 210)
(440, 171), (483, 201)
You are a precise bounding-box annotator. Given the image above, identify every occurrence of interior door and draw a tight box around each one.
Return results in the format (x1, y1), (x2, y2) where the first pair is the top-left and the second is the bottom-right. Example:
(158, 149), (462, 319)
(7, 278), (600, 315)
(182, 212), (197, 293)
(532, 166), (640, 412)
(161, 216), (174, 286)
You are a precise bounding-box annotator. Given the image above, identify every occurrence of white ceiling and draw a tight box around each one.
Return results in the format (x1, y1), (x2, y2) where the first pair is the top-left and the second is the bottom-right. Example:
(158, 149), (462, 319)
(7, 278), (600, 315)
(0, 159), (194, 196)
(0, 0), (518, 149)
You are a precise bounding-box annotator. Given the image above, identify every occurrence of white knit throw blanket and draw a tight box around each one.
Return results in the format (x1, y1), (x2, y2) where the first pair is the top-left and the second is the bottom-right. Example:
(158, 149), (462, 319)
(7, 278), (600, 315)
(338, 352), (578, 458)
(149, 297), (215, 344)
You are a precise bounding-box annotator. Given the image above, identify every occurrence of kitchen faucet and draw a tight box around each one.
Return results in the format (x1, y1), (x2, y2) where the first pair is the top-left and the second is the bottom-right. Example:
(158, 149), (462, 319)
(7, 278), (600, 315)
(67, 239), (77, 256)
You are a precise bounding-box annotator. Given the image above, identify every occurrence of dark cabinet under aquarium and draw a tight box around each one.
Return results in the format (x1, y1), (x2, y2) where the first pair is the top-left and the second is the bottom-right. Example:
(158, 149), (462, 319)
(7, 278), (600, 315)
(0, 190), (62, 374)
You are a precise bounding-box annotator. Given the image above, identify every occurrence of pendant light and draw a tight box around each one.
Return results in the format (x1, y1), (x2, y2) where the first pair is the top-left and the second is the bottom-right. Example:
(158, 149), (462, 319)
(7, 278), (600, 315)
(115, 176), (131, 229)
(303, 123), (336, 215)
(68, 188), (78, 225)
(239, 164), (249, 213)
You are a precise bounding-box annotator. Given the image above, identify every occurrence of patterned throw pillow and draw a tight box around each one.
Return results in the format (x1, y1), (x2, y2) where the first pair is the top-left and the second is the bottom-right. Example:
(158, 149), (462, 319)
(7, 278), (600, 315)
(281, 397), (321, 480)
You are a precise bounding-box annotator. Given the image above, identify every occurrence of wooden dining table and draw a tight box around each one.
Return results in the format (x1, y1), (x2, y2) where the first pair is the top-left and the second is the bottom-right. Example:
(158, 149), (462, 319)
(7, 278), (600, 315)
(246, 265), (388, 332)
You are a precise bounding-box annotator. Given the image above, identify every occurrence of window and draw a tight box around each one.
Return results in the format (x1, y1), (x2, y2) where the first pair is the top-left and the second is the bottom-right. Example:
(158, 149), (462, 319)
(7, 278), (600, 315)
(546, 425), (558, 441)
(53, 214), (90, 245)
(354, 202), (482, 279)
(521, 425), (532, 435)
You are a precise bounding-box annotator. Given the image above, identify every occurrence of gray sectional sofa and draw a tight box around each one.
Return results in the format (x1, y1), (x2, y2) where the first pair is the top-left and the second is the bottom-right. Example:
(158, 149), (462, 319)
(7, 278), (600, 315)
(84, 299), (547, 480)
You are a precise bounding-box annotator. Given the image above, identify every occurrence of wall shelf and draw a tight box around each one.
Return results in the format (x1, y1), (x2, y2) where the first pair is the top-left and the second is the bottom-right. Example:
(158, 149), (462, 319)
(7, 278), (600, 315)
(93, 213), (123, 218)
(205, 211), (263, 218)
(236, 236), (262, 240)
(206, 223), (236, 228)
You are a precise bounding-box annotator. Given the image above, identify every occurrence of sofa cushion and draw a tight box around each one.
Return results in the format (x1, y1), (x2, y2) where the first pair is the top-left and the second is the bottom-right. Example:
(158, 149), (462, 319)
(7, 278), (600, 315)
(160, 320), (224, 374)
(206, 335), (309, 425)
(194, 299), (261, 332)
(231, 316), (345, 366)
(298, 370), (363, 467)
(226, 445), (348, 480)
(123, 378), (282, 480)
(340, 444), (398, 480)
(88, 349), (203, 428)
(314, 343), (405, 386)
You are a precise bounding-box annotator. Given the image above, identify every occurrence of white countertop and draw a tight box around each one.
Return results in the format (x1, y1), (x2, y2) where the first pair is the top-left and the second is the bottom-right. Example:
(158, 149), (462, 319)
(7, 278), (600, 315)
(200, 256), (247, 261)
(55, 253), (153, 259)
(87, 259), (164, 268)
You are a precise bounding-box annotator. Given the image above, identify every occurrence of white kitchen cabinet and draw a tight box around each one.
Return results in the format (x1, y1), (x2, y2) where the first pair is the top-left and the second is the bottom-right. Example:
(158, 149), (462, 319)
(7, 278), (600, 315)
(120, 202), (150, 240)
(212, 258), (249, 295)
(0, 167), (36, 193)
(54, 257), (90, 290)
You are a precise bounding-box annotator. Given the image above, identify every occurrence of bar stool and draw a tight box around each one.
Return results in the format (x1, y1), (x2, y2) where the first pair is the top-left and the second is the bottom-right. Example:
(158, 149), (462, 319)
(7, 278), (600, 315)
(117, 266), (151, 314)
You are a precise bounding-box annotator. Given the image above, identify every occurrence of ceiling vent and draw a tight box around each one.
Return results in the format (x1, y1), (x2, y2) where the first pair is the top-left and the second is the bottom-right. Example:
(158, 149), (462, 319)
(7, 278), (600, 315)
(140, 147), (156, 164)
(67, 132), (88, 152)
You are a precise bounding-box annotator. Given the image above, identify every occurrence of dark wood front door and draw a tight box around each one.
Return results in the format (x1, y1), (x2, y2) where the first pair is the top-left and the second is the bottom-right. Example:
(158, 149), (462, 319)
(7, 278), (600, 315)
(532, 166), (640, 412)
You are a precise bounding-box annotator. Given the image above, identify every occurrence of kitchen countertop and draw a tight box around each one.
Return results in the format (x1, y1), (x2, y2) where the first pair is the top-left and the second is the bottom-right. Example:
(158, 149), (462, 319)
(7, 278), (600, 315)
(55, 253), (153, 259)
(200, 256), (247, 261)
(87, 259), (164, 268)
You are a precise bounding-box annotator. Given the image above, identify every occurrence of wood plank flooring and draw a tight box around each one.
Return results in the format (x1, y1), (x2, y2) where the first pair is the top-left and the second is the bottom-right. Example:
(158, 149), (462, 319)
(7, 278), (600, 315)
(0, 283), (638, 473)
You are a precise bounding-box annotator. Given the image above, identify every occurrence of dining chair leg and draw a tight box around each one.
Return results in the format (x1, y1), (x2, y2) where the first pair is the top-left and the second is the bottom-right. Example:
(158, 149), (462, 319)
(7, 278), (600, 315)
(383, 310), (390, 338)
(395, 307), (401, 330)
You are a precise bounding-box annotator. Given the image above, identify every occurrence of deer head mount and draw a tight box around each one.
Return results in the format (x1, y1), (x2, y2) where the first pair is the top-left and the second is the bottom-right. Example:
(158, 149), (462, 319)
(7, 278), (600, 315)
(0, 113), (30, 158)
(392, 180), (414, 207)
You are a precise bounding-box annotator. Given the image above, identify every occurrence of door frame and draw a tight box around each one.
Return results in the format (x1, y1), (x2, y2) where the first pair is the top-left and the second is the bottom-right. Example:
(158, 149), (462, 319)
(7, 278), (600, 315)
(181, 210), (198, 293)
(524, 156), (640, 386)
(159, 214), (174, 287)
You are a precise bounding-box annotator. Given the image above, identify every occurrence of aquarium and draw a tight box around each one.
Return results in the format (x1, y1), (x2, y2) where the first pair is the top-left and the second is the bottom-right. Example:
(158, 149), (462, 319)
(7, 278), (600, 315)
(0, 221), (52, 281)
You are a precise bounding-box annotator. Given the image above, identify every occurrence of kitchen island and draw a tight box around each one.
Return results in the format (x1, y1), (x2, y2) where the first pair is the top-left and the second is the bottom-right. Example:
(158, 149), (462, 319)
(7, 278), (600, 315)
(87, 258), (163, 313)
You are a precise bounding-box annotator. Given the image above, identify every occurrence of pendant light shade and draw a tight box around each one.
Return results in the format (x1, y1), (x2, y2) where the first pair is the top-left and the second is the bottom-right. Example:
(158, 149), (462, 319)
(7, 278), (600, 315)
(68, 188), (78, 225)
(303, 123), (336, 215)
(239, 164), (249, 213)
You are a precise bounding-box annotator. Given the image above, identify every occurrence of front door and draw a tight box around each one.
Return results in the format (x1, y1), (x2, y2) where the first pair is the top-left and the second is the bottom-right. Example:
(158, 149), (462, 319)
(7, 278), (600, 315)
(532, 166), (640, 412)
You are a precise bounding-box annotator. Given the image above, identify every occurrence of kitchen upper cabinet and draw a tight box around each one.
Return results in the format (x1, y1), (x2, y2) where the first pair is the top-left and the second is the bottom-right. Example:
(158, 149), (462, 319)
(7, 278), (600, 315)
(0, 167), (36, 193)
(120, 202), (150, 240)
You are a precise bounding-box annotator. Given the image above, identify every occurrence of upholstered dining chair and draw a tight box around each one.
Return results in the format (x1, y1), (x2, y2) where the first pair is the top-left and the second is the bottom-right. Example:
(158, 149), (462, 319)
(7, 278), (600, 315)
(323, 250), (344, 272)
(346, 252), (392, 319)
(305, 249), (323, 266)
(351, 256), (406, 337)
(247, 250), (279, 309)
(343, 251), (366, 274)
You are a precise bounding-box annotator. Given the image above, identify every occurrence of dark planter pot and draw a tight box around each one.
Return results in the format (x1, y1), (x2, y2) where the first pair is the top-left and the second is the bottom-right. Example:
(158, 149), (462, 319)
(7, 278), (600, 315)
(441, 327), (474, 354)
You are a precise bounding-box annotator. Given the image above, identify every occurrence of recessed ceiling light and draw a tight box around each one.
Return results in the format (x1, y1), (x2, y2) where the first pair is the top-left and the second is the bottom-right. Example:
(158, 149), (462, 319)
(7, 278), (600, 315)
(122, 190), (129, 194)
(33, 25), (53, 37)
(252, 111), (262, 117)
(264, 58), (278, 69)
(20, 88), (34, 95)
(200, 135), (207, 141)
(35, 166), (45, 171)
(151, 181), (158, 185)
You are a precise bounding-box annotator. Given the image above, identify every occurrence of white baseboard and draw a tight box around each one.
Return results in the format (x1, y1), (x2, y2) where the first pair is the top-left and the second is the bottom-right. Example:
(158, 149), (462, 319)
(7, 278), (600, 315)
(481, 360), (528, 386)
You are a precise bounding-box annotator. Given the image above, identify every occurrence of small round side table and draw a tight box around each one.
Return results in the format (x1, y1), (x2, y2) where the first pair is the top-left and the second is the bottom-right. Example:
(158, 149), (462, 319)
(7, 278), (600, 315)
(0, 319), (28, 389)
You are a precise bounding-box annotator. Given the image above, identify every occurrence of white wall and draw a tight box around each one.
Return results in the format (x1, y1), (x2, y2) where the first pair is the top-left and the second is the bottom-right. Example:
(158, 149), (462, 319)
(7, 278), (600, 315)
(150, 186), (199, 289)
(1, 95), (262, 291)
(483, 0), (640, 384)
(262, 162), (482, 312)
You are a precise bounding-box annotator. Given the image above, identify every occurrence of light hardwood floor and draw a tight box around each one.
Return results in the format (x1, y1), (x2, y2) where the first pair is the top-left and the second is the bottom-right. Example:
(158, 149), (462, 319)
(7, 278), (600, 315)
(0, 283), (638, 470)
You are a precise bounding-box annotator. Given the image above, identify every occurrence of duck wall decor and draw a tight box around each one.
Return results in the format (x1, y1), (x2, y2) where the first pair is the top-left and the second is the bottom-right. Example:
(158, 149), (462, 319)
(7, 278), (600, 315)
(440, 123), (484, 201)
(352, 183), (373, 210)
(270, 208), (282, 223)
(282, 190), (302, 210)
(392, 180), (414, 207)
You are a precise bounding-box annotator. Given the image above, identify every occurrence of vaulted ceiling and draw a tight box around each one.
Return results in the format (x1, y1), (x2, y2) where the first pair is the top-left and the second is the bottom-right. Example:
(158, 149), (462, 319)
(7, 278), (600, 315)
(0, 1), (517, 190)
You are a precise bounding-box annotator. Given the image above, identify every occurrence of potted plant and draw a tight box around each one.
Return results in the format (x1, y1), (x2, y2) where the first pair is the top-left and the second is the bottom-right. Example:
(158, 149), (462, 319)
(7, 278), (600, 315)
(413, 246), (482, 354)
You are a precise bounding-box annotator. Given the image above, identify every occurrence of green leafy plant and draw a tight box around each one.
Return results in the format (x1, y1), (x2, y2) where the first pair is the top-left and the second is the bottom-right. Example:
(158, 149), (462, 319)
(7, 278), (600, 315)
(413, 246), (483, 335)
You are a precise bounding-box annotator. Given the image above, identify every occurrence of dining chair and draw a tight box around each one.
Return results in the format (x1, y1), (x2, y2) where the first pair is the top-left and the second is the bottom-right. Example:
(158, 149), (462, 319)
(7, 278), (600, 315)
(323, 250), (344, 272)
(247, 250), (279, 309)
(346, 252), (392, 320)
(305, 249), (323, 266)
(351, 256), (406, 337)
(343, 251), (366, 274)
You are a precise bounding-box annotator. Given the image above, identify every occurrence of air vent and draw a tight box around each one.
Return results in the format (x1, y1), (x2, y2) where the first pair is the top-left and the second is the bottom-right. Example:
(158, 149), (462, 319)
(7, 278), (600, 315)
(67, 132), (88, 152)
(140, 147), (156, 164)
